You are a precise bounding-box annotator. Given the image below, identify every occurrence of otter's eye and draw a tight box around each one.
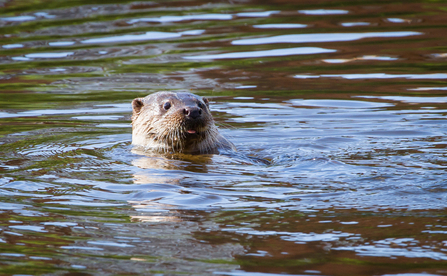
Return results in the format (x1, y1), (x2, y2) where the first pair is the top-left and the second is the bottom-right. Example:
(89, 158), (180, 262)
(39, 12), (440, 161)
(197, 102), (204, 109)
(163, 102), (171, 111)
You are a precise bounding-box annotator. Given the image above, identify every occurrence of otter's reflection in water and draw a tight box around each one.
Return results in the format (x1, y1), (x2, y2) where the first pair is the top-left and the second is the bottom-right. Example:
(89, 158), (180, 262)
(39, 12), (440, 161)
(119, 151), (244, 273)
(131, 147), (214, 171)
(129, 147), (234, 218)
(129, 202), (184, 223)
(130, 147), (214, 186)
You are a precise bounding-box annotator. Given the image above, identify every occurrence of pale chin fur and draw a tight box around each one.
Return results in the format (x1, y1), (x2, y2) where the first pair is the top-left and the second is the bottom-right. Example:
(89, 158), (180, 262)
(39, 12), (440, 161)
(132, 124), (235, 154)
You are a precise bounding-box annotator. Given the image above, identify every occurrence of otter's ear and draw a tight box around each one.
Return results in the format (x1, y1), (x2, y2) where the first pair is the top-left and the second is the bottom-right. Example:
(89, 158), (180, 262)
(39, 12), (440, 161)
(132, 98), (144, 114)
(202, 97), (210, 108)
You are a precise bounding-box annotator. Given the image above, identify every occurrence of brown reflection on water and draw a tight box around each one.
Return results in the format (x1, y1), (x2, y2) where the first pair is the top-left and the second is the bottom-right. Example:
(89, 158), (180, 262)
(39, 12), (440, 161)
(198, 208), (447, 275)
(197, 53), (447, 95)
(0, 210), (76, 272)
(181, 1), (447, 96)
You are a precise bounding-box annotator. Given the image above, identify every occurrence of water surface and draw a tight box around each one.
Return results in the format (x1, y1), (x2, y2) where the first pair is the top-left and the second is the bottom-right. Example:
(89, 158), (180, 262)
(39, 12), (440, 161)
(1, 0), (447, 275)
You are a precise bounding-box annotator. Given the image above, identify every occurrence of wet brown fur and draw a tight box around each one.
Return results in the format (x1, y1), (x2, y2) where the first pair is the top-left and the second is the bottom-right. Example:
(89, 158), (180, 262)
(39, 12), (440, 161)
(131, 91), (235, 154)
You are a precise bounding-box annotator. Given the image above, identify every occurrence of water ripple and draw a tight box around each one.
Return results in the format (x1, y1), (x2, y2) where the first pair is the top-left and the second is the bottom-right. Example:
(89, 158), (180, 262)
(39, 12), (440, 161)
(184, 47), (335, 60)
(232, 31), (422, 45)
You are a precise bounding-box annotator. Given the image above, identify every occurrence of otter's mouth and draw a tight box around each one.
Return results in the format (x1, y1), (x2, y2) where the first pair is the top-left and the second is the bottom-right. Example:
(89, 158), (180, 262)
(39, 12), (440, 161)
(184, 121), (207, 138)
(185, 128), (205, 139)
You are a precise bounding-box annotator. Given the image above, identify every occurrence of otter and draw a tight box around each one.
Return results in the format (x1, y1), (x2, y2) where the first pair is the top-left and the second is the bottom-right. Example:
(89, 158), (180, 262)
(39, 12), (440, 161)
(131, 91), (236, 154)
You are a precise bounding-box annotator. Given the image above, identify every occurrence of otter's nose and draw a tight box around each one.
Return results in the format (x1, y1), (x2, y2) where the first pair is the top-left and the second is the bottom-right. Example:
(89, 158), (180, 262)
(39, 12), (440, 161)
(183, 107), (202, 119)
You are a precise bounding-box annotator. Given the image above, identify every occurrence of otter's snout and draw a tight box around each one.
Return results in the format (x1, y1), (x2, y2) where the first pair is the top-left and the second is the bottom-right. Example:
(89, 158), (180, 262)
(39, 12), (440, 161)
(183, 106), (202, 119)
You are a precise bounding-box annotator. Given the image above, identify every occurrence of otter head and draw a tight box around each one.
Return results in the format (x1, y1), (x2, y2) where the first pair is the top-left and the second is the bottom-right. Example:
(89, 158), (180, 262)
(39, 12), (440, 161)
(131, 91), (214, 153)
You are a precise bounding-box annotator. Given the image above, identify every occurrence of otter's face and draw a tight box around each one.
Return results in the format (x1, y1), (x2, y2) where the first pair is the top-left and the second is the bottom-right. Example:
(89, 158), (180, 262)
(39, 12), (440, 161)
(131, 92), (213, 152)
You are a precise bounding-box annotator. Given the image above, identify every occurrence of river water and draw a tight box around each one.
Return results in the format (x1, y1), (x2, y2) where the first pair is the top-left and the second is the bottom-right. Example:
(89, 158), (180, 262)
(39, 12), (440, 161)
(1, 0), (447, 275)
